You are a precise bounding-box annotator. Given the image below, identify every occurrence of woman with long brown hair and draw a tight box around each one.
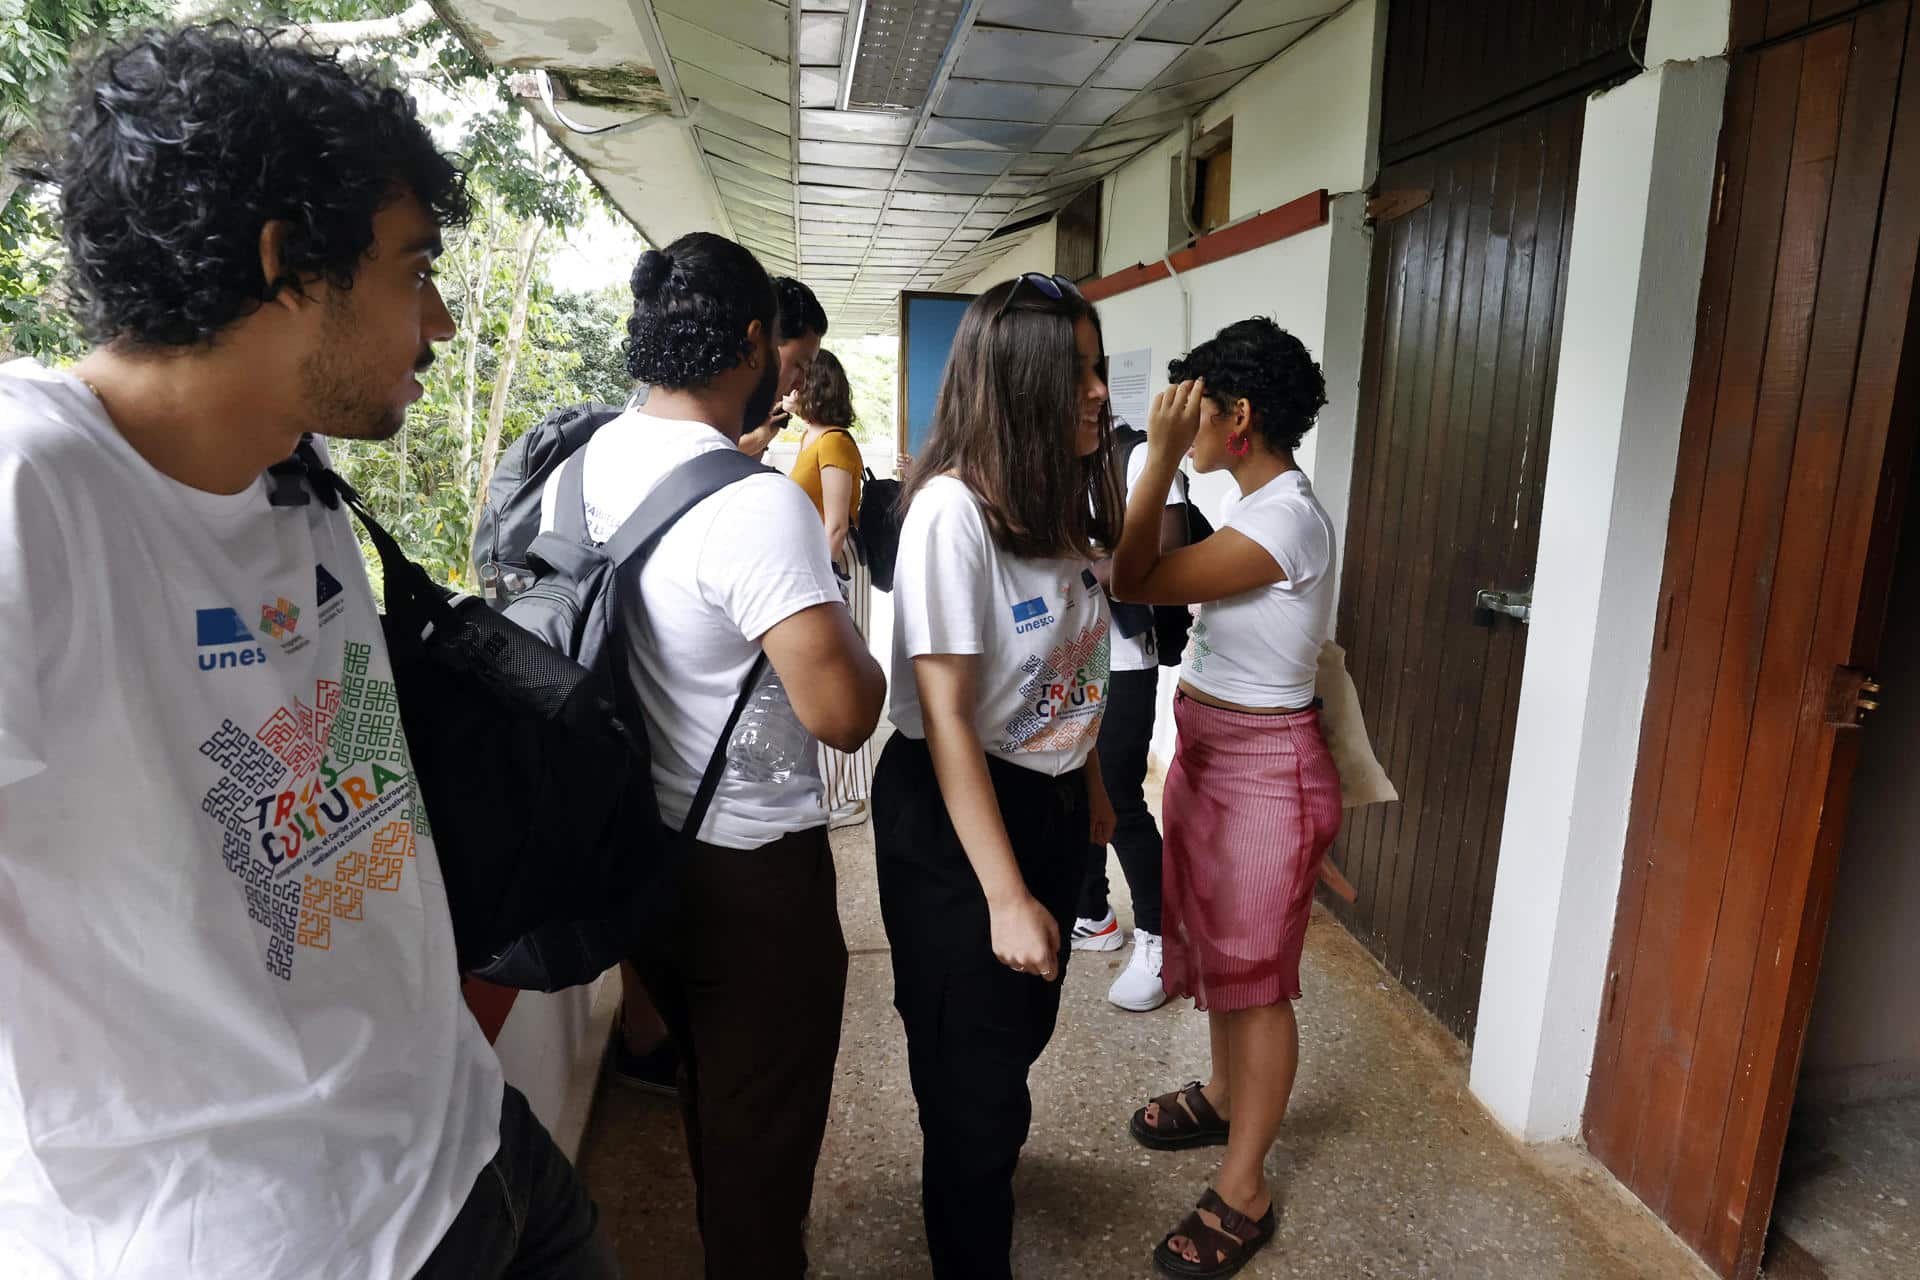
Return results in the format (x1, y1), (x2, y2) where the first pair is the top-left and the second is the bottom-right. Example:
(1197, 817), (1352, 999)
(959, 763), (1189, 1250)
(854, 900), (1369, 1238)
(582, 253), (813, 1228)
(874, 273), (1120, 1279)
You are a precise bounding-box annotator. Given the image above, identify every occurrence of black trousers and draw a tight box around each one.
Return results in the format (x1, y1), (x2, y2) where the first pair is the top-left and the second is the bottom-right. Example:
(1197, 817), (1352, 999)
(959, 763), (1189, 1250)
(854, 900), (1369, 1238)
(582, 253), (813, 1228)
(417, 1085), (620, 1278)
(873, 734), (1089, 1280)
(1078, 667), (1165, 936)
(628, 828), (848, 1279)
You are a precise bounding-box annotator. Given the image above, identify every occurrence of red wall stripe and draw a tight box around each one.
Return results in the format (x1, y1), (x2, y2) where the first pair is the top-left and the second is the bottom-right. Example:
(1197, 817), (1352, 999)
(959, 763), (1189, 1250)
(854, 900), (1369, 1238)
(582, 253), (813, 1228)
(1080, 189), (1331, 303)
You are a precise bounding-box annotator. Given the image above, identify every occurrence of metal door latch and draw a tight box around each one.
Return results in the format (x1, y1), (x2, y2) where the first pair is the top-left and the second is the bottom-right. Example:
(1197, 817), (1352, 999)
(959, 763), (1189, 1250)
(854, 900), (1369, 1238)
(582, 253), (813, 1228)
(1859, 678), (1883, 715)
(1473, 589), (1533, 626)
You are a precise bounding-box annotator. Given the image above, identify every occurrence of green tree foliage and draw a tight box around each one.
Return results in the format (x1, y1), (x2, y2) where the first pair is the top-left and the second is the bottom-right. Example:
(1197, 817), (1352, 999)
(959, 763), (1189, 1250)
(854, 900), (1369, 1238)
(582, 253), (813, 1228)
(549, 285), (634, 407)
(837, 335), (898, 450)
(0, 189), (82, 360)
(333, 226), (630, 589)
(2, 0), (172, 356)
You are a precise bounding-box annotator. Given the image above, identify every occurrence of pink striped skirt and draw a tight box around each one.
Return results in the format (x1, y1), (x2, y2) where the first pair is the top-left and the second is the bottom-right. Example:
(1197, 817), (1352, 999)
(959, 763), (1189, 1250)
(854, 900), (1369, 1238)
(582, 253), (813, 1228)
(1161, 692), (1343, 1011)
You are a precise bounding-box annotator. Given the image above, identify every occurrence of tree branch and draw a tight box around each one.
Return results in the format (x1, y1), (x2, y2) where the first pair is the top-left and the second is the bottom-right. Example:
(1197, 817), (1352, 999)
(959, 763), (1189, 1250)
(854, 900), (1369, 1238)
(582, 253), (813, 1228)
(0, 168), (25, 219)
(278, 1), (439, 52)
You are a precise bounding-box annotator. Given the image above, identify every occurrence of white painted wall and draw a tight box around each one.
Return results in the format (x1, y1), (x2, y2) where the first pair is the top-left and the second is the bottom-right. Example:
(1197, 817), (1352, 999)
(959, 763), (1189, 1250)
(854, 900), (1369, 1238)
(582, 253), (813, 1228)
(493, 977), (619, 1159)
(955, 220), (1058, 295)
(1800, 524), (1920, 1105)
(1647, 0), (1734, 63)
(1098, 0), (1383, 275)
(1469, 58), (1728, 1142)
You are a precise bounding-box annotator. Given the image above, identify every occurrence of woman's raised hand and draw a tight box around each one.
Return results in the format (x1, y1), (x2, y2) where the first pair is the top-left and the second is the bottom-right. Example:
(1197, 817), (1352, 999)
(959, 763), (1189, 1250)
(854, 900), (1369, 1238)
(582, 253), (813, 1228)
(1147, 377), (1206, 459)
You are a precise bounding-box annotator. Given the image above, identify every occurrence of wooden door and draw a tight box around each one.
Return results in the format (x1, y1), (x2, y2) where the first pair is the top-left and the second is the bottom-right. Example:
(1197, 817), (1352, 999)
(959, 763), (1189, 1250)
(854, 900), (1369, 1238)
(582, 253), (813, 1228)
(1585, 4), (1920, 1277)
(1328, 97), (1584, 1039)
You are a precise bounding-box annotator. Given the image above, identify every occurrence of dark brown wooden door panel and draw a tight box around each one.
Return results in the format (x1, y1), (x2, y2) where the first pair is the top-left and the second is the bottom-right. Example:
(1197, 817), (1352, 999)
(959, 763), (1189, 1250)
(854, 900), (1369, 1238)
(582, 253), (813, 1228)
(1381, 0), (1637, 162)
(1328, 97), (1583, 1040)
(1585, 4), (1920, 1277)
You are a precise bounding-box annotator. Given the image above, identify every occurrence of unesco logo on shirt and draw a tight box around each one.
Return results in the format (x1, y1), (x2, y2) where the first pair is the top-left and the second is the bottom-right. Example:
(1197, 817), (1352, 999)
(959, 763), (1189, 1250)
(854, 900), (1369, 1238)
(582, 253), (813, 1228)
(1012, 597), (1055, 634)
(196, 607), (269, 672)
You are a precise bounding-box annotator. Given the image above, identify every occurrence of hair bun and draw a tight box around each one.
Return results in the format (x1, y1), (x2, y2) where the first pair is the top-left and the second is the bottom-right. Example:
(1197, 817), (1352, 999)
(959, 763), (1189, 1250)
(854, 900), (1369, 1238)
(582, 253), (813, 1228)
(631, 249), (675, 297)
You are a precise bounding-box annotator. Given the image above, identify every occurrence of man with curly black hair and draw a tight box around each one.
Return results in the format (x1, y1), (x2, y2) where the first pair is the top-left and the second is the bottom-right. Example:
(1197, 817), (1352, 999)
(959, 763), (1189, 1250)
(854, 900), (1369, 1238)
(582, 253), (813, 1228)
(0, 26), (617, 1279)
(558, 232), (884, 1277)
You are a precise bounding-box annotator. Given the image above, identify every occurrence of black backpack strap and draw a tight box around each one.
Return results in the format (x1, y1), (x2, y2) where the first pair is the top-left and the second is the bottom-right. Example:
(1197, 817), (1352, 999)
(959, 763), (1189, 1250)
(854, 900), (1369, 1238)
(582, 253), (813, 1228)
(292, 439), (456, 634)
(598, 446), (770, 569)
(680, 652), (770, 845)
(580, 444), (780, 846)
(554, 449), (591, 544)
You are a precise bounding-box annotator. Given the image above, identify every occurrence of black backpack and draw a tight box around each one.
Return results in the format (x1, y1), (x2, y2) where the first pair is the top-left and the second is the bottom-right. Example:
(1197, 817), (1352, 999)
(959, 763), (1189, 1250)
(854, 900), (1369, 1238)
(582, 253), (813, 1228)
(857, 467), (903, 591)
(292, 437), (767, 992)
(472, 401), (622, 604)
(1106, 425), (1213, 667)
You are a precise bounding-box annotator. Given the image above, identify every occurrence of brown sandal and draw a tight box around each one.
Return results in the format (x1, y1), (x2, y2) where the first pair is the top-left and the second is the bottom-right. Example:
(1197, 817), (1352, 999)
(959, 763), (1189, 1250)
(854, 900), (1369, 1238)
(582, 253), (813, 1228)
(1153, 1187), (1276, 1278)
(1130, 1081), (1231, 1150)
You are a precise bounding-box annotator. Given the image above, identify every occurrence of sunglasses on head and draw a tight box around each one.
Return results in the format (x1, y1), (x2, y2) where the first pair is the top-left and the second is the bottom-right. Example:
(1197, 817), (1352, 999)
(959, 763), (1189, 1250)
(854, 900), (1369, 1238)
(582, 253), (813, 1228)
(994, 272), (1086, 321)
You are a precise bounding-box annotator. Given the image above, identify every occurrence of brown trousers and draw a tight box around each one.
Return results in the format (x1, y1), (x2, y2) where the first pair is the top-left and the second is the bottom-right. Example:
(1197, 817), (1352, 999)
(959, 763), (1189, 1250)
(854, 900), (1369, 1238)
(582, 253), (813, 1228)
(629, 826), (848, 1279)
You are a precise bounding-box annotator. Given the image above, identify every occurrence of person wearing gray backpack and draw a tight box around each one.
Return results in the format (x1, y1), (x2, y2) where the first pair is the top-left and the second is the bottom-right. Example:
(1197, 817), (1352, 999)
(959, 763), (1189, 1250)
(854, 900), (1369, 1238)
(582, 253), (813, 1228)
(544, 233), (885, 1277)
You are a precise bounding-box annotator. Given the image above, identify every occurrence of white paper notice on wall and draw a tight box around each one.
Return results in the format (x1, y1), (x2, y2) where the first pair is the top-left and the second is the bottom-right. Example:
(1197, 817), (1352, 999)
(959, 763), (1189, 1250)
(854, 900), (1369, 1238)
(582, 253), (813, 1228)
(1107, 347), (1153, 432)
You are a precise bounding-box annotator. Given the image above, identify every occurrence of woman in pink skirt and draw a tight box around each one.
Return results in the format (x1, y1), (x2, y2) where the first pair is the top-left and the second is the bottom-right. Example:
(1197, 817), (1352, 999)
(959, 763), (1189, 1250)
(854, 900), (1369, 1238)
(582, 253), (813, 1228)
(1110, 318), (1340, 1278)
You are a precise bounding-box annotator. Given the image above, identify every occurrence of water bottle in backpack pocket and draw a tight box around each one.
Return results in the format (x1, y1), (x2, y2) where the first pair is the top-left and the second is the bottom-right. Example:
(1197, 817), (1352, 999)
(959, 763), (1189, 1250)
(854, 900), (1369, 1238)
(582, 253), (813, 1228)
(727, 666), (814, 784)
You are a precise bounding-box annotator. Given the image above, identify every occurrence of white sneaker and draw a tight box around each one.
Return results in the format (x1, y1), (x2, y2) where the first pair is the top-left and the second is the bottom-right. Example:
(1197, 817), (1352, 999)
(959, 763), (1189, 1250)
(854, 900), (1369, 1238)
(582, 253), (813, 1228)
(1071, 909), (1126, 951)
(1108, 931), (1167, 1011)
(827, 799), (868, 831)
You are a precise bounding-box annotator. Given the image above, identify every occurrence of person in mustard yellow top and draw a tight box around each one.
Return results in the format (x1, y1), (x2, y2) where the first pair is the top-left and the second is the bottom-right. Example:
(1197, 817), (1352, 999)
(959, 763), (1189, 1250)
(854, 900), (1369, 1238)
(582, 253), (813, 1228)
(784, 348), (874, 831)
(785, 349), (864, 565)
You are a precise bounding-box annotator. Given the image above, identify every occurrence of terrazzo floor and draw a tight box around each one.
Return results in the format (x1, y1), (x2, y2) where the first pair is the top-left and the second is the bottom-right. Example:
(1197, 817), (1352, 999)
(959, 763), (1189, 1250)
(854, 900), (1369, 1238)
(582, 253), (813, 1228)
(578, 796), (1713, 1279)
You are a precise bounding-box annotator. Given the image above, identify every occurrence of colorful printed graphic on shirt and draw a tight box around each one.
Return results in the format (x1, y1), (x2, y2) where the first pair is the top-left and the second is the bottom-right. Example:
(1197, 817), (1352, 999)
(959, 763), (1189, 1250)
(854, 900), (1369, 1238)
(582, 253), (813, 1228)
(196, 639), (425, 981)
(315, 564), (349, 630)
(998, 620), (1110, 756)
(315, 563), (343, 607)
(259, 595), (312, 656)
(259, 597), (300, 640)
(1189, 615), (1213, 672)
(1011, 596), (1053, 631)
(196, 607), (270, 673)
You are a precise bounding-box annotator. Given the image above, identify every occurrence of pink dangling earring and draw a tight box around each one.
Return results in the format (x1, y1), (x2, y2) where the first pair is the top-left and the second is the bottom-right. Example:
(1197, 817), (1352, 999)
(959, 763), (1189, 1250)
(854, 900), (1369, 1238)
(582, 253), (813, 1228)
(1227, 432), (1251, 458)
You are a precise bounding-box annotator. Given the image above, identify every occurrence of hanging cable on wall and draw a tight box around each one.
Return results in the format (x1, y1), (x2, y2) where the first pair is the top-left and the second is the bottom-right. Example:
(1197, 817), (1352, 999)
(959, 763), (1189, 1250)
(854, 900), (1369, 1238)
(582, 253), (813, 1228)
(532, 70), (699, 138)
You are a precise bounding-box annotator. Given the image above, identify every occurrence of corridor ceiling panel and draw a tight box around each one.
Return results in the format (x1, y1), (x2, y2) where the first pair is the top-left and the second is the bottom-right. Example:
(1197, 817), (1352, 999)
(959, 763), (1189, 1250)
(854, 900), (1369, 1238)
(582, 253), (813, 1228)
(435, 0), (1349, 334)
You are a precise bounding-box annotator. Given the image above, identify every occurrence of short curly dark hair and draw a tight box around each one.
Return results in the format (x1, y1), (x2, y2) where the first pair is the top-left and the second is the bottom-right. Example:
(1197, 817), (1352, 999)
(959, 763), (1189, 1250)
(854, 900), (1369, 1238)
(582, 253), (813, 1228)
(773, 276), (828, 343)
(1168, 317), (1327, 453)
(625, 232), (775, 387)
(795, 348), (854, 428)
(57, 24), (469, 349)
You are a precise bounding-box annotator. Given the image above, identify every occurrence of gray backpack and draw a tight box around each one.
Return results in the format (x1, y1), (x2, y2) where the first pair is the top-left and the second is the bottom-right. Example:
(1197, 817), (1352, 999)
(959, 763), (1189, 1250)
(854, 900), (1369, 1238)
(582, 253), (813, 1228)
(470, 444), (773, 990)
(472, 401), (622, 604)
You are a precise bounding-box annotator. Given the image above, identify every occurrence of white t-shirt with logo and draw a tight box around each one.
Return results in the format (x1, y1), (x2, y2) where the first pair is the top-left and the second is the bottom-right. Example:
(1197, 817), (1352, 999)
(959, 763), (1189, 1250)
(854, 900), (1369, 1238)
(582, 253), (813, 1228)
(1109, 443), (1189, 673)
(891, 475), (1111, 776)
(539, 410), (842, 849)
(1182, 469), (1337, 709)
(0, 361), (501, 1279)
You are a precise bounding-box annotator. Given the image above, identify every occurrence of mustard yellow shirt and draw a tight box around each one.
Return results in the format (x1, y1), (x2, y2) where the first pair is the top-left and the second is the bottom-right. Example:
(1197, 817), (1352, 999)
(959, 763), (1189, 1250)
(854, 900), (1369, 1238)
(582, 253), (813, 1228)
(791, 427), (863, 523)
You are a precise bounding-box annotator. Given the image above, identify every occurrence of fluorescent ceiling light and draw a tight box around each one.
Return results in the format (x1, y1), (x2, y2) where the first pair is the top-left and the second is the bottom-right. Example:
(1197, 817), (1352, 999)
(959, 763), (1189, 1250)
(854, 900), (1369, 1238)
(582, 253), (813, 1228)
(841, 0), (968, 112)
